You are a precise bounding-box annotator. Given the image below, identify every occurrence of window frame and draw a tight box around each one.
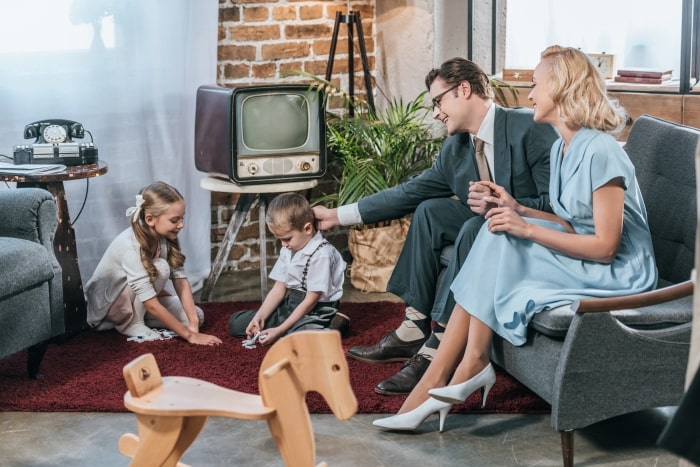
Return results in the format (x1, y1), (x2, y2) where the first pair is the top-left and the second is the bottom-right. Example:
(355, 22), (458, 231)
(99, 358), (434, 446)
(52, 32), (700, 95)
(472, 0), (700, 94)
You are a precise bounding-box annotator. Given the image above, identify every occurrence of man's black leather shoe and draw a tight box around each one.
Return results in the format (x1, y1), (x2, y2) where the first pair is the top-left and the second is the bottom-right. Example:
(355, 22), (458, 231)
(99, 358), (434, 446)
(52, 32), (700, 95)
(375, 354), (431, 395)
(346, 331), (426, 363)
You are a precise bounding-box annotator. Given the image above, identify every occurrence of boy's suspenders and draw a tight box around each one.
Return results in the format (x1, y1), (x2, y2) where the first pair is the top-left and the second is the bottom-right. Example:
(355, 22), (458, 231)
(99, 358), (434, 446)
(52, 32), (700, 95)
(300, 240), (329, 292)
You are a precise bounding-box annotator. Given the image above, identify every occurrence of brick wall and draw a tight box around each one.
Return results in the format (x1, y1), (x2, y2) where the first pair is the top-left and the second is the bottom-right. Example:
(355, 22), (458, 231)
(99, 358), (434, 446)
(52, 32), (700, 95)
(209, 0), (376, 272)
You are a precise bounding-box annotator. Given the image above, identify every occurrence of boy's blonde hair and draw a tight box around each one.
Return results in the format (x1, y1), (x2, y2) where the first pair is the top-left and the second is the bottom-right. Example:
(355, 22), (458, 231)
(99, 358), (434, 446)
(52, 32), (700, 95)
(266, 192), (315, 232)
(131, 181), (186, 282)
(540, 45), (627, 133)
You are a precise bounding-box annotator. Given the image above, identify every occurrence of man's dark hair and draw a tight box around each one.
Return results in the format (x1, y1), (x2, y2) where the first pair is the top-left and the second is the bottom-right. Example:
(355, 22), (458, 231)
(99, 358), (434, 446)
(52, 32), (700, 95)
(425, 57), (494, 100)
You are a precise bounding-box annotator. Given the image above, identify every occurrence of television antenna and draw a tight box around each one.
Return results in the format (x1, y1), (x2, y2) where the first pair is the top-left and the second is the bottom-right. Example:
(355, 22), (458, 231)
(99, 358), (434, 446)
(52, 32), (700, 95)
(325, 10), (375, 117)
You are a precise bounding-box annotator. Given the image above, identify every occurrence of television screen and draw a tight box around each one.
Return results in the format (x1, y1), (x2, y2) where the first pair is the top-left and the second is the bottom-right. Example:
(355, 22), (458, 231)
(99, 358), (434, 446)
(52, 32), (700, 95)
(194, 84), (326, 185)
(240, 94), (309, 151)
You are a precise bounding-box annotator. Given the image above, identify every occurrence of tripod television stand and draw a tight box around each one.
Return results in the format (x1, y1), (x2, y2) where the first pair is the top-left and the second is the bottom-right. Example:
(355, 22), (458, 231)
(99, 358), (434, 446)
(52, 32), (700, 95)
(325, 10), (375, 116)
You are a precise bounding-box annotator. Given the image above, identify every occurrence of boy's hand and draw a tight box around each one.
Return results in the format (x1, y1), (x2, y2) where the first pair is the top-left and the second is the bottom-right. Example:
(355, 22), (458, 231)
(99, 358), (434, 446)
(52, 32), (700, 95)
(259, 327), (284, 346)
(246, 314), (264, 338)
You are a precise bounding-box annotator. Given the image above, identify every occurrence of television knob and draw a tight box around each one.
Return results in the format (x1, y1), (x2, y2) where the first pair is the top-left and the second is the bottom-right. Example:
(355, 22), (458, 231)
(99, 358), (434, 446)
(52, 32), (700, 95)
(247, 163), (259, 175)
(298, 160), (311, 171)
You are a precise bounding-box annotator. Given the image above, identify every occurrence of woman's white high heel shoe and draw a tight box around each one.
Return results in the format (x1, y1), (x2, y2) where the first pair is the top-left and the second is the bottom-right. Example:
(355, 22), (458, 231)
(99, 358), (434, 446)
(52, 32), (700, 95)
(373, 397), (452, 432)
(428, 363), (497, 406)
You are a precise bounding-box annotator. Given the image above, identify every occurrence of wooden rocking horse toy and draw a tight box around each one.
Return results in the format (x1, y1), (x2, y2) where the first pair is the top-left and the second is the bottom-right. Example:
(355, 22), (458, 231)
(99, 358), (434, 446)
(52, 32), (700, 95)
(119, 330), (358, 467)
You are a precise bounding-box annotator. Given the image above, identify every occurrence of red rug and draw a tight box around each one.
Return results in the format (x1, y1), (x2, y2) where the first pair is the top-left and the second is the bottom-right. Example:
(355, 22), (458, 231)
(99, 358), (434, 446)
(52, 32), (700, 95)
(0, 301), (550, 414)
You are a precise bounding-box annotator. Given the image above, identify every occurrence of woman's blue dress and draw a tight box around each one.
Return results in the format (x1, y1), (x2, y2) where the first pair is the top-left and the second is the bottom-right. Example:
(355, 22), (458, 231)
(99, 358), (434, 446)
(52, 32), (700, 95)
(451, 127), (658, 346)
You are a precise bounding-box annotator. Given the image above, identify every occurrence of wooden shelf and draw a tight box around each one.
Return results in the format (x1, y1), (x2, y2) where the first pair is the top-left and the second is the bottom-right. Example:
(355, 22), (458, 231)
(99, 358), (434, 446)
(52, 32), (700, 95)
(502, 83), (699, 140)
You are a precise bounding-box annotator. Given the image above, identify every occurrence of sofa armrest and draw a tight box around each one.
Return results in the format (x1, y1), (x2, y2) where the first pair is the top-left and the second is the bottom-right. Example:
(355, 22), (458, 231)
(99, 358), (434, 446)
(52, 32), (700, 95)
(0, 188), (58, 248)
(572, 280), (693, 313)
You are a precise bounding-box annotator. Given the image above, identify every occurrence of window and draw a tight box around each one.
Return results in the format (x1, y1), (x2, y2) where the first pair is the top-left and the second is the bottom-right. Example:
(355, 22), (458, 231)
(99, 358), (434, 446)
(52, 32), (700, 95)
(0, 0), (114, 54)
(502, 0), (699, 93)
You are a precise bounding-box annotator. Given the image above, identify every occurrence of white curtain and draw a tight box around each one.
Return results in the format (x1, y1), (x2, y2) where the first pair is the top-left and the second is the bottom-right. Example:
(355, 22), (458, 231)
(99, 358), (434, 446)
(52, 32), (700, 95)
(0, 0), (218, 288)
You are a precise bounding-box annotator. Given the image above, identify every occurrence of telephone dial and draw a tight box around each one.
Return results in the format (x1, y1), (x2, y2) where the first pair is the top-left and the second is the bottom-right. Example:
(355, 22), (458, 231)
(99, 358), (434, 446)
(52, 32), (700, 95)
(13, 119), (98, 166)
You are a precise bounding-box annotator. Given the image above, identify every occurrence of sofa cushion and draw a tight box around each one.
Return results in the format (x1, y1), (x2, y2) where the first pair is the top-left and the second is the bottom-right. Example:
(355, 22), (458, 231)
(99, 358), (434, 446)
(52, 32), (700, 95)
(530, 294), (693, 338)
(0, 238), (55, 299)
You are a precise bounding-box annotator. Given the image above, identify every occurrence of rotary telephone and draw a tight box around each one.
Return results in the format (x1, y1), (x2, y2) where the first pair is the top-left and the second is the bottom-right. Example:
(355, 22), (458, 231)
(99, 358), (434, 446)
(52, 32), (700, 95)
(13, 119), (98, 166)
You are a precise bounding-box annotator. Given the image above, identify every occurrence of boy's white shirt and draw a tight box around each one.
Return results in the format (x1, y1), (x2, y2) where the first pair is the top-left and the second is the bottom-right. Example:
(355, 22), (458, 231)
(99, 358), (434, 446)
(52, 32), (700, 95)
(268, 231), (346, 302)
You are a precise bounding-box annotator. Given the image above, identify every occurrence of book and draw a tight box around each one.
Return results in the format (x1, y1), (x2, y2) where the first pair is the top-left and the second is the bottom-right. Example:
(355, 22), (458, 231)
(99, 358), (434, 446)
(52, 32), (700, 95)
(0, 161), (67, 175)
(613, 75), (671, 85)
(616, 68), (673, 79)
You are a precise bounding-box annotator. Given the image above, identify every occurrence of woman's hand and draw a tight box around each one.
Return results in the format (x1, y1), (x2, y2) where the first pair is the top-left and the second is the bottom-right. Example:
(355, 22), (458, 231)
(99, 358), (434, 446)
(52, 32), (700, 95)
(187, 331), (222, 346)
(479, 181), (520, 212)
(485, 206), (532, 238)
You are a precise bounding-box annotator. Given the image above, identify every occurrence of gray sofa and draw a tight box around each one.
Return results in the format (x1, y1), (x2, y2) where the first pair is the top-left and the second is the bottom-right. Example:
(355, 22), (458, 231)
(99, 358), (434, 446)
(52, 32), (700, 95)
(440, 114), (697, 466)
(0, 188), (64, 378)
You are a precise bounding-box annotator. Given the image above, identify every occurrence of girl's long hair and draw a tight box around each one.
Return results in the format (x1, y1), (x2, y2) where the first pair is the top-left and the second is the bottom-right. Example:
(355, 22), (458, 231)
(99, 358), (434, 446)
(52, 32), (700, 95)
(130, 181), (185, 283)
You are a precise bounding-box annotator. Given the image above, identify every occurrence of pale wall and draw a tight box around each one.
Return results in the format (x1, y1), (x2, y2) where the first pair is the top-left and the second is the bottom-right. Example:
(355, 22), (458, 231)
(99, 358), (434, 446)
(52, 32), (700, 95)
(374, 0), (505, 108)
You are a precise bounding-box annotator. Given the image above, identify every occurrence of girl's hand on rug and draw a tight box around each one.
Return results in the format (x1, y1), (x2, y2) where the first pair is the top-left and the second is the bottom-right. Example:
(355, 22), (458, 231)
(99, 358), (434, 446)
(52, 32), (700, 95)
(187, 331), (223, 346)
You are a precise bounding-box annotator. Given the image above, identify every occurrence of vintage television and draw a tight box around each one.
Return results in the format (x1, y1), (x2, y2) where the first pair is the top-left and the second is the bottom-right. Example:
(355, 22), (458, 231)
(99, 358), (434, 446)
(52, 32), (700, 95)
(194, 84), (326, 185)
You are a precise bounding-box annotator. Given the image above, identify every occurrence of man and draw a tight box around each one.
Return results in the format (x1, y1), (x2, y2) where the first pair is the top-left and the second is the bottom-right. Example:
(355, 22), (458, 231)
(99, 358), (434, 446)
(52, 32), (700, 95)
(313, 57), (558, 395)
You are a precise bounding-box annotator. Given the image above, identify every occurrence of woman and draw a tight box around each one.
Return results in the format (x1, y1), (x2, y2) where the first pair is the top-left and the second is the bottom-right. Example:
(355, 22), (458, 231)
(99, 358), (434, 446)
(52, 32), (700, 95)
(374, 45), (658, 431)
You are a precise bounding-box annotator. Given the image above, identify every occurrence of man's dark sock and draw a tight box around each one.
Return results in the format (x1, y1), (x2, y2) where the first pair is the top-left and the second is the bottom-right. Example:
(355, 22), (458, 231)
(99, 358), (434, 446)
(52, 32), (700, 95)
(416, 322), (446, 361)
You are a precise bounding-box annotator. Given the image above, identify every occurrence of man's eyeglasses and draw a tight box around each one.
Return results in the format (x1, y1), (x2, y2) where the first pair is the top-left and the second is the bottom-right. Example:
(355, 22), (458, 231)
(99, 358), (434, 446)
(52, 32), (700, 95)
(431, 84), (460, 111)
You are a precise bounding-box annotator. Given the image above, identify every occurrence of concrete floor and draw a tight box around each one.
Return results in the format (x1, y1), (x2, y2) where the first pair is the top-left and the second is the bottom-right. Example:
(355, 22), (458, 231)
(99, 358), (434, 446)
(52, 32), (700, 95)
(0, 270), (682, 466)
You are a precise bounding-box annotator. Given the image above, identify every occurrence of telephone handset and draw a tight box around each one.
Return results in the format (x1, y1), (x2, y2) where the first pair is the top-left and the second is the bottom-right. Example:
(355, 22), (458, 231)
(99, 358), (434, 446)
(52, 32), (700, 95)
(14, 118), (98, 166)
(23, 119), (86, 144)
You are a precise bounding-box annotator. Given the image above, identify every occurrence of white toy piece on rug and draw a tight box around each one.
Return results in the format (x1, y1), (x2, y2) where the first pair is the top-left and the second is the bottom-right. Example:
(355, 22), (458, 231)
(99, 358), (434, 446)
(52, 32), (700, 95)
(126, 329), (177, 343)
(241, 331), (268, 349)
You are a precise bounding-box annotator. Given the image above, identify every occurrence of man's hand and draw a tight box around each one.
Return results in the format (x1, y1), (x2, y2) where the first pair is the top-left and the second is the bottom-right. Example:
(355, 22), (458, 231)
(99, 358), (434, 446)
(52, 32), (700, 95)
(467, 181), (497, 216)
(312, 205), (340, 231)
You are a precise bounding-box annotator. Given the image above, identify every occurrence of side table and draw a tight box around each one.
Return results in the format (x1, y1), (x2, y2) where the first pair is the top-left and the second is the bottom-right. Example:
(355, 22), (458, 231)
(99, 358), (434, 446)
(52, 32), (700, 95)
(0, 161), (108, 339)
(200, 176), (318, 302)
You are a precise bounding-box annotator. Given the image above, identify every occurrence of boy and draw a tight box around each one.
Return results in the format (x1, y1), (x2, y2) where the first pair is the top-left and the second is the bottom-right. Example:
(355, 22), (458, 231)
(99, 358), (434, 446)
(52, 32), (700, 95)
(228, 192), (348, 344)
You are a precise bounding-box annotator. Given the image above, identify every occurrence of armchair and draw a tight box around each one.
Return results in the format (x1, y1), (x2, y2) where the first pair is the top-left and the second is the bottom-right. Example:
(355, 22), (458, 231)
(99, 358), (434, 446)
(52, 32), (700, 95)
(440, 114), (697, 466)
(0, 188), (64, 378)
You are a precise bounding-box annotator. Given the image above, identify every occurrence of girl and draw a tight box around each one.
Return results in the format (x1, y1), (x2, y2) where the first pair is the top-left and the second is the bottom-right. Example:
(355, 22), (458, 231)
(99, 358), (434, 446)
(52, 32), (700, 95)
(86, 181), (222, 346)
(373, 45), (658, 431)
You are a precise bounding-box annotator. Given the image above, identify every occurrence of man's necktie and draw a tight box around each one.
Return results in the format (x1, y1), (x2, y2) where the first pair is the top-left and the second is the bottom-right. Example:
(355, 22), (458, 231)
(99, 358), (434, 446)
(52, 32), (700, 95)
(473, 137), (492, 182)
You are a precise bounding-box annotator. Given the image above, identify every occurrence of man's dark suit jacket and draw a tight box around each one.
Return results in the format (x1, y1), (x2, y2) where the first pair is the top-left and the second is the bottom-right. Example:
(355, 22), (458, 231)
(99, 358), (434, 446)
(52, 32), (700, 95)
(357, 106), (558, 223)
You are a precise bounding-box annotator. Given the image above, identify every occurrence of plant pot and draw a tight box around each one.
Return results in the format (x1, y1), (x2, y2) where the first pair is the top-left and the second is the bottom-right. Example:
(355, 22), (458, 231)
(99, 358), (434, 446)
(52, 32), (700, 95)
(347, 217), (411, 293)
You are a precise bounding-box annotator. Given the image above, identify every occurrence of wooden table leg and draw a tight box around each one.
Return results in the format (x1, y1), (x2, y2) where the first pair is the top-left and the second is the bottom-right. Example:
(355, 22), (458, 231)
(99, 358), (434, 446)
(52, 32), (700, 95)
(200, 193), (257, 302)
(20, 181), (88, 340)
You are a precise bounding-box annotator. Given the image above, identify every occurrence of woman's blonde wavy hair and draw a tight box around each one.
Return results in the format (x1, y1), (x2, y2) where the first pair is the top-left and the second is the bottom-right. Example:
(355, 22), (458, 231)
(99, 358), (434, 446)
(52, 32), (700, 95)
(540, 45), (627, 133)
(130, 181), (186, 283)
